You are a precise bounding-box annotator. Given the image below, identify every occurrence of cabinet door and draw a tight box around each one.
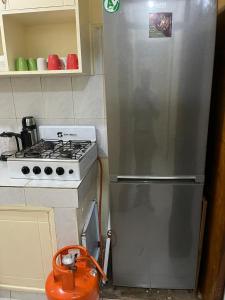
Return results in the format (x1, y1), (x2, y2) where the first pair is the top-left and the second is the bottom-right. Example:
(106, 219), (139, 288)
(8, 0), (64, 10)
(0, 208), (56, 291)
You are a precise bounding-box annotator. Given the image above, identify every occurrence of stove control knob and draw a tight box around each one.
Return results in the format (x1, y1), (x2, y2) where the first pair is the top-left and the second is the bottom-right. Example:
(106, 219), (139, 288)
(44, 167), (53, 175)
(33, 166), (41, 175)
(22, 166), (30, 175)
(56, 167), (64, 176)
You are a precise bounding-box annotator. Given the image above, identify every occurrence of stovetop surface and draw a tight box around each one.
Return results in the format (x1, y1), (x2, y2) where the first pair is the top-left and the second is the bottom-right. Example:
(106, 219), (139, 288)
(14, 139), (93, 161)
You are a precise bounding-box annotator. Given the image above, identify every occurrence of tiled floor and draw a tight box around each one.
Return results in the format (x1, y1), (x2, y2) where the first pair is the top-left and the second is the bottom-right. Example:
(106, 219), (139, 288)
(102, 286), (200, 300)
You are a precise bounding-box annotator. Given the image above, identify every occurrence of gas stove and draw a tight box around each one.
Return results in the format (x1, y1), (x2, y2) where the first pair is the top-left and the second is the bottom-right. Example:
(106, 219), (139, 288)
(7, 126), (97, 181)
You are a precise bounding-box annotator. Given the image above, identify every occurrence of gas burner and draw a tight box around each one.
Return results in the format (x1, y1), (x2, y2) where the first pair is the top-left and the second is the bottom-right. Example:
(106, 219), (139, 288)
(24, 150), (41, 158)
(73, 144), (82, 150)
(43, 141), (55, 151)
(15, 152), (25, 158)
(59, 150), (73, 159)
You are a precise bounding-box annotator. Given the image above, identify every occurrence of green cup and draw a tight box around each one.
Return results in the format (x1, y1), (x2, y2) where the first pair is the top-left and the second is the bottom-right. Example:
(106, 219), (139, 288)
(15, 57), (28, 71)
(27, 58), (37, 71)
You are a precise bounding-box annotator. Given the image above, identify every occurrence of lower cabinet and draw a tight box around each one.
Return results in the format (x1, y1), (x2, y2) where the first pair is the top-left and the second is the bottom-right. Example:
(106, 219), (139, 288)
(0, 207), (56, 291)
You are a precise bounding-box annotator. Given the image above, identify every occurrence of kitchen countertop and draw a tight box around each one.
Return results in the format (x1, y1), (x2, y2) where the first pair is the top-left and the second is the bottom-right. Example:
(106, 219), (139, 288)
(0, 161), (82, 189)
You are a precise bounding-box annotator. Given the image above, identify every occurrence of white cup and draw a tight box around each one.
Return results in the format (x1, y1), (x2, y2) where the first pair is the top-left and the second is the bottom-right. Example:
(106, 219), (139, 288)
(60, 57), (67, 70)
(37, 58), (47, 71)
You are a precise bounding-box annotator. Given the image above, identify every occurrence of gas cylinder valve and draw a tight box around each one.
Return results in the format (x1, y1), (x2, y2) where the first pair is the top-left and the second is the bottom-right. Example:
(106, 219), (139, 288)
(62, 253), (77, 270)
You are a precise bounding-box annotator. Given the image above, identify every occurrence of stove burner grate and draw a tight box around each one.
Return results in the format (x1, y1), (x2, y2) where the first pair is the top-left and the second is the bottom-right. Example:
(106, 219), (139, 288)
(21, 139), (92, 160)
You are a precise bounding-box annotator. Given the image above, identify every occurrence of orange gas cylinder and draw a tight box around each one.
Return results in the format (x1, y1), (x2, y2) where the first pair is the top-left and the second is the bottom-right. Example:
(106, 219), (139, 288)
(45, 245), (107, 300)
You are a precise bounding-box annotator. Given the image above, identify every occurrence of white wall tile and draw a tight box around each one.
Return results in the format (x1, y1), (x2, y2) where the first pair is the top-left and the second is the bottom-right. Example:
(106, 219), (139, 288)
(73, 75), (105, 118)
(0, 187), (25, 206)
(11, 77), (44, 119)
(0, 79), (15, 119)
(25, 188), (78, 208)
(75, 118), (108, 157)
(11, 291), (47, 300)
(0, 118), (18, 132)
(41, 77), (74, 119)
(0, 289), (10, 298)
(54, 208), (79, 248)
(36, 118), (75, 126)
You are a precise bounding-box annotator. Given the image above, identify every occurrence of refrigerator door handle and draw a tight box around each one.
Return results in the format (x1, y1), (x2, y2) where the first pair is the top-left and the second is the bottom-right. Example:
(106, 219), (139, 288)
(113, 175), (204, 183)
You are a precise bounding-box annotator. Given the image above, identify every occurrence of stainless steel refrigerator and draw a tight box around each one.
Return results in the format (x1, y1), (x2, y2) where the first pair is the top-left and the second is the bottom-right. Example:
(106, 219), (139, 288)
(103, 0), (216, 289)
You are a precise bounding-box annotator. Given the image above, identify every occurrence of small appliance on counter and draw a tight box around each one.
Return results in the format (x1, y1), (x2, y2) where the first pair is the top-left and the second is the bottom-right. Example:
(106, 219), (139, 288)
(7, 125), (97, 181)
(0, 131), (21, 161)
(21, 116), (38, 148)
(0, 116), (38, 161)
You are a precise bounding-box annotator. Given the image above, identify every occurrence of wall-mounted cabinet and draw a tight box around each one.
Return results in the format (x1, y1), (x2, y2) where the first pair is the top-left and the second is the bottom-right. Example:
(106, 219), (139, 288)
(1, 0), (75, 11)
(0, 0), (91, 76)
(3, 10), (78, 72)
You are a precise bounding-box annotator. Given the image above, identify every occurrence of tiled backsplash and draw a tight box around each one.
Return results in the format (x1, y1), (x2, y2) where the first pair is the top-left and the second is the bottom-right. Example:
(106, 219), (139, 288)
(0, 75), (107, 157)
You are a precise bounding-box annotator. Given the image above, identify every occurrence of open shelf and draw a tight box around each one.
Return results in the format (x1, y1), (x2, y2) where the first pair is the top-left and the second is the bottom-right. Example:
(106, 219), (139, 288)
(0, 69), (81, 76)
(1, 7), (83, 74)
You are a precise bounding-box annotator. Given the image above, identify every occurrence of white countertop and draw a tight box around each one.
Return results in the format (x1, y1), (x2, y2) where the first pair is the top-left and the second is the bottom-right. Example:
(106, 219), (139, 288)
(0, 161), (82, 189)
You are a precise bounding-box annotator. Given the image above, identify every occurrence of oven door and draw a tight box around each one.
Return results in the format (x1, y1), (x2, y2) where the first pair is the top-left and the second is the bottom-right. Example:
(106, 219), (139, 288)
(81, 201), (100, 260)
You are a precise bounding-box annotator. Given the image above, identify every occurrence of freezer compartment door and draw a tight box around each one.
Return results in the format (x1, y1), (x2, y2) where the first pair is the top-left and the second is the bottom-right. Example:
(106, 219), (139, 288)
(110, 181), (203, 289)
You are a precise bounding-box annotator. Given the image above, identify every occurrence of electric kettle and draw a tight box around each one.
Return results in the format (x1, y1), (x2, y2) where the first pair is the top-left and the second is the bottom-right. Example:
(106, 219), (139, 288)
(0, 117), (38, 160)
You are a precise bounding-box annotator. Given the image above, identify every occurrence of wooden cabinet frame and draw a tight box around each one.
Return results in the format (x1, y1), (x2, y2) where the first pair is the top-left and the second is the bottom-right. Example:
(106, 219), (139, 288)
(0, 0), (91, 76)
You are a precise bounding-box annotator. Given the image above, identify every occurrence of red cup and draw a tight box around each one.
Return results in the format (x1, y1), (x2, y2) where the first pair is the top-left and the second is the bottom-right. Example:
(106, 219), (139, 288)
(67, 54), (79, 70)
(48, 54), (61, 70)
